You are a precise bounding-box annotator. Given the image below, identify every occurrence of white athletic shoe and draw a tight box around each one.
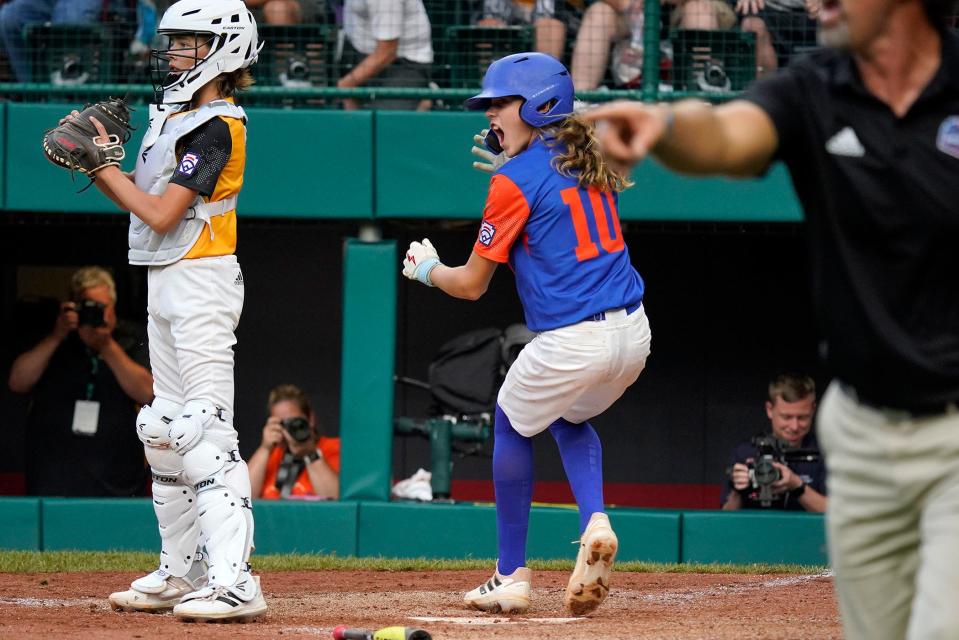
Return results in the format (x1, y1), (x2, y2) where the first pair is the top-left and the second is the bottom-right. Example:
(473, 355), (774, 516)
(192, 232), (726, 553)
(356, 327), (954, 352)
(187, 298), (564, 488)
(464, 565), (531, 614)
(109, 569), (204, 613)
(173, 574), (267, 623)
(564, 512), (618, 616)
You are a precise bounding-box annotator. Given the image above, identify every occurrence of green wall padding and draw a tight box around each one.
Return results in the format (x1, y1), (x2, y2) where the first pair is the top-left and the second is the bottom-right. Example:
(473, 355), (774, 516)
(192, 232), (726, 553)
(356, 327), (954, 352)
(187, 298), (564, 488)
(242, 109), (373, 218)
(4, 106), (799, 221)
(252, 501), (358, 555)
(620, 160), (802, 222)
(6, 103), (147, 214)
(42, 498), (158, 551)
(338, 239), (397, 501)
(4, 105), (373, 218)
(0, 497), (41, 550)
(356, 503), (681, 562)
(682, 511), (827, 565)
(373, 110), (802, 222)
(358, 502), (497, 558)
(374, 111), (490, 219)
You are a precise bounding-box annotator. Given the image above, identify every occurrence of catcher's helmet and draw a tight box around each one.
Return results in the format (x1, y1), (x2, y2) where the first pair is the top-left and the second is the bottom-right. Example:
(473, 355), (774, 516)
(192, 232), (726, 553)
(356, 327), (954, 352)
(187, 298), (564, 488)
(465, 52), (574, 128)
(151, 0), (263, 104)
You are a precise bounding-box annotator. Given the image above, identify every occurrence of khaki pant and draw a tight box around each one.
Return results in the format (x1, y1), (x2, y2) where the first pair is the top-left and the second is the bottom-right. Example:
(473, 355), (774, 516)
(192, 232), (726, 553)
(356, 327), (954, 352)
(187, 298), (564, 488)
(818, 381), (959, 640)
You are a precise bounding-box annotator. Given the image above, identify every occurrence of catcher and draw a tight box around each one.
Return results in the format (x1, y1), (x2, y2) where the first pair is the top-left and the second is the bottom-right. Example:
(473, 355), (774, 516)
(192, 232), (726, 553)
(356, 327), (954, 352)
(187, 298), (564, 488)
(45, 0), (266, 623)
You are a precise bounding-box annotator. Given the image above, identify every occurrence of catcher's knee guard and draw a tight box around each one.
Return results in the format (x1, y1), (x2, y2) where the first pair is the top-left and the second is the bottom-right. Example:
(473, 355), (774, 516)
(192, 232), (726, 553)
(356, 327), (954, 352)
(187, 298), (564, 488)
(148, 463), (202, 578)
(183, 441), (254, 588)
(168, 400), (226, 454)
(136, 397), (181, 448)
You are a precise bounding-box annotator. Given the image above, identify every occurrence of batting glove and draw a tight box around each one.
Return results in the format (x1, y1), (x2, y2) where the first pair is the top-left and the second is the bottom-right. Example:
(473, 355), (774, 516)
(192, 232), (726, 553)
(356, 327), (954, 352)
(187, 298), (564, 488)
(403, 238), (442, 287)
(471, 129), (511, 173)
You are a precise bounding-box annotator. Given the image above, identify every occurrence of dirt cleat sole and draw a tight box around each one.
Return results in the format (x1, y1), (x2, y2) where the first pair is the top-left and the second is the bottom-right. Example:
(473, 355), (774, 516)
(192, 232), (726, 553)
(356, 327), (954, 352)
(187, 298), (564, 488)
(464, 565), (531, 614)
(564, 511), (618, 616)
(173, 576), (267, 623)
(109, 570), (201, 613)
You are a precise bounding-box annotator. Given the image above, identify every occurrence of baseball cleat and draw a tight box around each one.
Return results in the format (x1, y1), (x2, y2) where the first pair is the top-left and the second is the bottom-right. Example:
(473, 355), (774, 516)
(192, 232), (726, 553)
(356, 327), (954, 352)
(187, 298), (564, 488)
(173, 575), (267, 623)
(109, 569), (203, 613)
(464, 565), (531, 614)
(564, 511), (618, 616)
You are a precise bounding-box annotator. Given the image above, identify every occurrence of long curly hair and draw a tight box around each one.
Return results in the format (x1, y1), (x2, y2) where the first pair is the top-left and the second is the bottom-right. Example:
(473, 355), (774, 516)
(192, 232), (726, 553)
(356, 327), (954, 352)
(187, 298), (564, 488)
(543, 114), (633, 193)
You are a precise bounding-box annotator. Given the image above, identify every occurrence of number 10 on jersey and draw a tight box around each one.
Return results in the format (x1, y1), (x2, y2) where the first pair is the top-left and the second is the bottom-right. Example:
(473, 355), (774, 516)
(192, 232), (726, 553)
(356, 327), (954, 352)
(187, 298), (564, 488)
(561, 186), (626, 262)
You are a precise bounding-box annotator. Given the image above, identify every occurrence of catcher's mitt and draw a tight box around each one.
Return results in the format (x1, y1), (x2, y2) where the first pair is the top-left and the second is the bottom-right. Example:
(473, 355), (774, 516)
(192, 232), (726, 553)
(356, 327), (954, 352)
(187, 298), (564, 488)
(42, 98), (133, 180)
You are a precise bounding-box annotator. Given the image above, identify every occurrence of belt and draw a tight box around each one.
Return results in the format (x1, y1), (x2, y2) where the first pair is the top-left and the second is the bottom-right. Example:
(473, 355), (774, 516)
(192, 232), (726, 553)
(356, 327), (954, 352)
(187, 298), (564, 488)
(839, 382), (959, 419)
(589, 300), (642, 322)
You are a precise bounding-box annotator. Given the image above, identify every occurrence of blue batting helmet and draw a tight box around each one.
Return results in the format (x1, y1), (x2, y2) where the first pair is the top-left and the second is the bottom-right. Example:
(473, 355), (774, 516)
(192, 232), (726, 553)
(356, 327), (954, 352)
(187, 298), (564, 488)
(465, 52), (574, 128)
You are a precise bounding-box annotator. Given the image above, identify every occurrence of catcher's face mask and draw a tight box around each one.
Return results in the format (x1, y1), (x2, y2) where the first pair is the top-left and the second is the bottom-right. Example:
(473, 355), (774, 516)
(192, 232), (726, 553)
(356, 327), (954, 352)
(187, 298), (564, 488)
(150, 32), (216, 102)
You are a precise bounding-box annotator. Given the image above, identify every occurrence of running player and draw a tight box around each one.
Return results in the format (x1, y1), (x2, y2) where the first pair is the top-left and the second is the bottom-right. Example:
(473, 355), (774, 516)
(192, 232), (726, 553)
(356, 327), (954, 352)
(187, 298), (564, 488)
(402, 52), (652, 616)
(78, 0), (266, 622)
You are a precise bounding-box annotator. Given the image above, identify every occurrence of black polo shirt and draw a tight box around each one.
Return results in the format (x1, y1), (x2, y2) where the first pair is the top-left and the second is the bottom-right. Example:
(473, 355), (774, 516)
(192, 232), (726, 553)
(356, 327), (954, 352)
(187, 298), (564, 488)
(742, 29), (959, 411)
(23, 321), (149, 497)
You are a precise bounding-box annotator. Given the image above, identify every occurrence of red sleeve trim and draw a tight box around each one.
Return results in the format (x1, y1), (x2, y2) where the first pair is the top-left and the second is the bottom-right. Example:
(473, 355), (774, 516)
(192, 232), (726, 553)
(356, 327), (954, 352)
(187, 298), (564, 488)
(473, 174), (531, 263)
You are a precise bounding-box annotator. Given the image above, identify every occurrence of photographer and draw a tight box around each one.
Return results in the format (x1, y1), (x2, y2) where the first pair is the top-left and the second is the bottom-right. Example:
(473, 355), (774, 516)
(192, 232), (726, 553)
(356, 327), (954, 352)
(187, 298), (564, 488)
(248, 384), (340, 500)
(8, 266), (153, 496)
(722, 373), (827, 512)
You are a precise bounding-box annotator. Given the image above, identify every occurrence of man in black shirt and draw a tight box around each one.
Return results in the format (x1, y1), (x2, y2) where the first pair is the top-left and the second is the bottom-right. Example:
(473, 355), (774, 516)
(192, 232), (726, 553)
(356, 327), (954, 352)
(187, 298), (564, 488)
(722, 373), (827, 512)
(586, 2), (959, 638)
(8, 267), (153, 496)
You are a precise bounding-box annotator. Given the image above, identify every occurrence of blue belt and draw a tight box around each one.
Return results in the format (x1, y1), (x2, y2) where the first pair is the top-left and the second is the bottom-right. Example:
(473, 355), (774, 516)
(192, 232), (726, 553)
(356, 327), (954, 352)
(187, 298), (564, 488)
(589, 300), (643, 322)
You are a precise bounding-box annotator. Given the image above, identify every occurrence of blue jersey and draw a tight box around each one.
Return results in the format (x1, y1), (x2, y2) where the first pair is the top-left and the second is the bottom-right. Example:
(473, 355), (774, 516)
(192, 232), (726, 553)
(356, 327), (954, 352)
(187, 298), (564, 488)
(472, 137), (645, 332)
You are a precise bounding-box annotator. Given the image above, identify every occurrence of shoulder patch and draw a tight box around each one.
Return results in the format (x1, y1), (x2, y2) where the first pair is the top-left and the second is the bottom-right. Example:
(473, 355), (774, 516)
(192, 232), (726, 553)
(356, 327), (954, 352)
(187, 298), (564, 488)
(176, 151), (201, 176)
(937, 116), (959, 160)
(479, 220), (496, 246)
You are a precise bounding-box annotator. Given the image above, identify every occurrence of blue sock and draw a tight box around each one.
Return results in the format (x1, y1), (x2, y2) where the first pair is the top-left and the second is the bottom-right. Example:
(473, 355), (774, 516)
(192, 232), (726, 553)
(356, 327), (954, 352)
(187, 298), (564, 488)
(549, 418), (605, 533)
(492, 403), (533, 576)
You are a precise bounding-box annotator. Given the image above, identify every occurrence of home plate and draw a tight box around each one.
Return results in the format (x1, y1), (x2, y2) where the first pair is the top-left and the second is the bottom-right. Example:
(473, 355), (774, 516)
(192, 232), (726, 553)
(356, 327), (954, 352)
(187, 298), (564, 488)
(410, 616), (583, 625)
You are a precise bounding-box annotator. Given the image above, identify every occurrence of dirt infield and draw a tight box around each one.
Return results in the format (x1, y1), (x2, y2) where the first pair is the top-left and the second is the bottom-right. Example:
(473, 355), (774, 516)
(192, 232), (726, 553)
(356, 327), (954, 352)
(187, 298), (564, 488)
(0, 569), (840, 639)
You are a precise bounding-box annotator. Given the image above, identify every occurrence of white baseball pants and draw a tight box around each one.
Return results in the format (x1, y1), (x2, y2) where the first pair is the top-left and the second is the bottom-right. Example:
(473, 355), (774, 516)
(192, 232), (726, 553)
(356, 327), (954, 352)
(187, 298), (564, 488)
(498, 304), (652, 437)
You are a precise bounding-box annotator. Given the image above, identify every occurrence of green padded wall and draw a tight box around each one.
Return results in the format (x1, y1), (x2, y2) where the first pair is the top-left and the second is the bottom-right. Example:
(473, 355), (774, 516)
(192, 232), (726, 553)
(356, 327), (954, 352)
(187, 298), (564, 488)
(356, 503), (681, 562)
(374, 110), (803, 222)
(620, 161), (802, 222)
(3, 106), (373, 218)
(682, 511), (827, 565)
(0, 497), (41, 551)
(42, 498), (158, 551)
(241, 109), (373, 218)
(5, 103), (147, 214)
(4, 106), (800, 221)
(358, 502), (497, 558)
(253, 501), (358, 555)
(338, 239), (397, 501)
(374, 111), (490, 219)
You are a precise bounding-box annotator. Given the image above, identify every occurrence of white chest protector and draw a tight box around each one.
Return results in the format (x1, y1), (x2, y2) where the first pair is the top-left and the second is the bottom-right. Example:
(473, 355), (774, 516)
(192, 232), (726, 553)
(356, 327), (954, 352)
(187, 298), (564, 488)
(128, 100), (247, 266)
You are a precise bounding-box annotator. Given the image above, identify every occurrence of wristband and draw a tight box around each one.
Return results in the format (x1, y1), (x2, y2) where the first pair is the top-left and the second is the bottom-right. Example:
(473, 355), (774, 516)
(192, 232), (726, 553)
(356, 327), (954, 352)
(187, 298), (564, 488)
(415, 257), (441, 287)
(302, 450), (322, 465)
(788, 482), (806, 500)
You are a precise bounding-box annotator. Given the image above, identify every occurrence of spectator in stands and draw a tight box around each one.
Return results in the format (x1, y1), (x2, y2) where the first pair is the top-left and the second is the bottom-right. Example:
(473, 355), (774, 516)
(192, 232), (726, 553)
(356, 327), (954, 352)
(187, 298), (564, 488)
(8, 266), (153, 497)
(736, 0), (820, 76)
(248, 384), (340, 500)
(476, 0), (586, 61)
(571, 0), (737, 90)
(245, 0), (303, 25)
(337, 0), (434, 110)
(0, 0), (103, 82)
(722, 373), (827, 512)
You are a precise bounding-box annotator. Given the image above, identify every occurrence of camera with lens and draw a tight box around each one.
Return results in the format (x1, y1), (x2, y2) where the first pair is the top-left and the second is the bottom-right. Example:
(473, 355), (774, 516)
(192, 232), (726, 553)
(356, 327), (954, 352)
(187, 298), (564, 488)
(281, 416), (313, 443)
(692, 58), (730, 93)
(76, 299), (106, 328)
(747, 435), (783, 507)
(279, 56), (311, 88)
(736, 435), (822, 507)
